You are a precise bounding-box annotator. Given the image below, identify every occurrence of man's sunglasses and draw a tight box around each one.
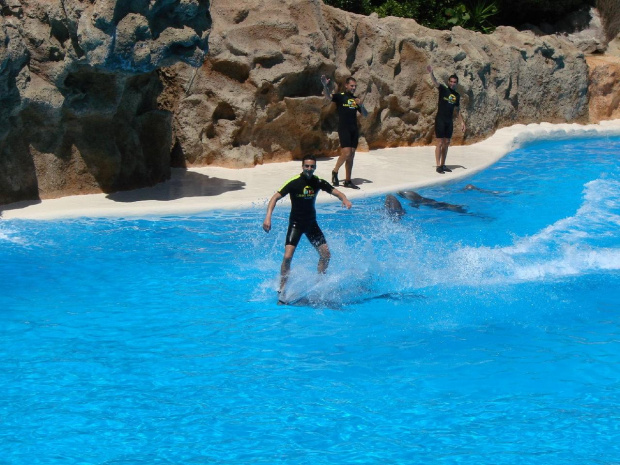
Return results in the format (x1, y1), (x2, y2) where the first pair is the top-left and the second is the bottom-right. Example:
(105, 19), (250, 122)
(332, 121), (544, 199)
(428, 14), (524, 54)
(304, 164), (316, 168)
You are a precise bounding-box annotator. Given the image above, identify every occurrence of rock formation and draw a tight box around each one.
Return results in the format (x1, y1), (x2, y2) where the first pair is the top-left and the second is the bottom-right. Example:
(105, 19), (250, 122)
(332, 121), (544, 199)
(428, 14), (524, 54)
(521, 7), (607, 55)
(166, 0), (590, 170)
(587, 55), (620, 122)
(1, 0), (616, 206)
(0, 0), (210, 204)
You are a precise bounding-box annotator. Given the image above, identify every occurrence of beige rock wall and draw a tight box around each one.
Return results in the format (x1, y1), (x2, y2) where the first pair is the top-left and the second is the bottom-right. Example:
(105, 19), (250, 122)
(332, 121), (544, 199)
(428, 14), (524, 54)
(165, 0), (590, 169)
(0, 0), (210, 204)
(587, 55), (620, 122)
(0, 0), (612, 206)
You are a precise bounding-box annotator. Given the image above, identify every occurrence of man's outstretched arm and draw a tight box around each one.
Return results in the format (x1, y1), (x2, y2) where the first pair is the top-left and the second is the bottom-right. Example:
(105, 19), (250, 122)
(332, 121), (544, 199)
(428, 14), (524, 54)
(427, 65), (440, 87)
(321, 74), (334, 102)
(263, 192), (283, 232)
(331, 188), (352, 209)
(359, 102), (368, 117)
(355, 95), (369, 117)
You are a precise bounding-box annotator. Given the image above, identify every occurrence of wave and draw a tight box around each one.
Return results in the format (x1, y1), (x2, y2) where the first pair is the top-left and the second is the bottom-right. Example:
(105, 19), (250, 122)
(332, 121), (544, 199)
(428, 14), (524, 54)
(0, 225), (28, 246)
(440, 174), (620, 286)
(258, 174), (620, 306)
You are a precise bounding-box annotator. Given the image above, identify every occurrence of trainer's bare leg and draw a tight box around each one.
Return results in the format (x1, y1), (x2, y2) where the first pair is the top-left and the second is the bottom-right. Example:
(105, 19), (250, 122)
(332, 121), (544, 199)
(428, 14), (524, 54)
(436, 138), (450, 167)
(333, 147), (354, 178)
(440, 138), (451, 166)
(280, 245), (296, 292)
(316, 243), (331, 274)
(344, 149), (356, 182)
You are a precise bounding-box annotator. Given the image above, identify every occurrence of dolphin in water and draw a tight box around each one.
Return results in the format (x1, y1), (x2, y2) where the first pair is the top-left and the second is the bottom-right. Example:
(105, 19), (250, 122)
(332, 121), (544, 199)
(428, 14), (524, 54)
(384, 194), (405, 220)
(462, 184), (502, 195)
(398, 191), (468, 214)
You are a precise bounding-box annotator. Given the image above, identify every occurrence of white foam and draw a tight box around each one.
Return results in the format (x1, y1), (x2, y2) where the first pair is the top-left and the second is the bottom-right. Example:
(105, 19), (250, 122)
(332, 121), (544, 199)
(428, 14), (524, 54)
(299, 172), (620, 295)
(513, 247), (620, 281)
(447, 175), (620, 285)
(0, 226), (28, 245)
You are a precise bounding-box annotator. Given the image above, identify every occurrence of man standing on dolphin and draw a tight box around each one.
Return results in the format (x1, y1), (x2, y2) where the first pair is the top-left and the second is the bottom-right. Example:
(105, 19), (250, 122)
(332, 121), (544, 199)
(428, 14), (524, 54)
(263, 154), (352, 303)
(427, 65), (466, 174)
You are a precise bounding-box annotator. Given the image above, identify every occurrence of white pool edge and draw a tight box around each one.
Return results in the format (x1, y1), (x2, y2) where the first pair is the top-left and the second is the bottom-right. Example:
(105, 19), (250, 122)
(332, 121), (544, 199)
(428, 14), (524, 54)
(3, 120), (620, 220)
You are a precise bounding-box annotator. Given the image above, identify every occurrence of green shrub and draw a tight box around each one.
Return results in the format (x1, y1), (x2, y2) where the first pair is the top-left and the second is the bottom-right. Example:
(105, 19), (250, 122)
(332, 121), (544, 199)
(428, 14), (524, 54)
(368, 0), (460, 29)
(324, 0), (458, 29)
(322, 0), (370, 14)
(444, 1), (499, 33)
(467, 0), (499, 33)
(322, 0), (592, 34)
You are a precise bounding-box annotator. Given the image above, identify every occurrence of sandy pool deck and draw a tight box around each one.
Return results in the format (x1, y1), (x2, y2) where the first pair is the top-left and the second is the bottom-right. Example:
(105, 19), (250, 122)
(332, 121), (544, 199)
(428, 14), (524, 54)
(3, 120), (620, 220)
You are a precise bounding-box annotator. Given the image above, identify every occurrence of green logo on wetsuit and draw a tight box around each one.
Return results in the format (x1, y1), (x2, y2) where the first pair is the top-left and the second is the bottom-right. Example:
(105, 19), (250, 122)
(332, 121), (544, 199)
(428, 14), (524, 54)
(297, 186), (315, 199)
(444, 94), (457, 105)
(344, 98), (358, 109)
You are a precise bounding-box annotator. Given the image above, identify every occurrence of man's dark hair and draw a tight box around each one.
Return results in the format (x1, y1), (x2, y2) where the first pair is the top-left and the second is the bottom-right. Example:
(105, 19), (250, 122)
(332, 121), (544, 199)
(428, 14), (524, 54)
(345, 77), (356, 84)
(302, 154), (317, 164)
(449, 74), (459, 83)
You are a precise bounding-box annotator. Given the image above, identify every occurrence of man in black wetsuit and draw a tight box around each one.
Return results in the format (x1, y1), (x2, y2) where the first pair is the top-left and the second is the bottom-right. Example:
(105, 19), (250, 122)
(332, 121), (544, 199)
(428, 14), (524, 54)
(427, 65), (466, 174)
(320, 75), (368, 189)
(263, 155), (352, 302)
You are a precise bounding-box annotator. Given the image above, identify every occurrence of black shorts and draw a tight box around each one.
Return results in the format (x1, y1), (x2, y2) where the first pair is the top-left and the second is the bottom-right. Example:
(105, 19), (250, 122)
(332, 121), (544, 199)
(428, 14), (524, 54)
(285, 221), (327, 248)
(435, 118), (454, 139)
(338, 127), (359, 148)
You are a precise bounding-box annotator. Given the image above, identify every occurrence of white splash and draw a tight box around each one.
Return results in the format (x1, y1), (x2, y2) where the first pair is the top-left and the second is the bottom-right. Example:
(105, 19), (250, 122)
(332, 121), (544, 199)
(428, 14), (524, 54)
(448, 176), (620, 285)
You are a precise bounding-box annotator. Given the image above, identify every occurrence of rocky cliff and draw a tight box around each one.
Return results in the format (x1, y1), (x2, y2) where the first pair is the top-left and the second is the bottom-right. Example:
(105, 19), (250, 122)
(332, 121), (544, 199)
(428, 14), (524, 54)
(0, 0), (614, 205)
(587, 55), (620, 122)
(0, 0), (210, 204)
(166, 0), (590, 169)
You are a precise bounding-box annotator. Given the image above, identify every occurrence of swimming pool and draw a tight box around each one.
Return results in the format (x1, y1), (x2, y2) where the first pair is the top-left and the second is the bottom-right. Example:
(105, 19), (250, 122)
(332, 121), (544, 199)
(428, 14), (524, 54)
(1, 136), (619, 463)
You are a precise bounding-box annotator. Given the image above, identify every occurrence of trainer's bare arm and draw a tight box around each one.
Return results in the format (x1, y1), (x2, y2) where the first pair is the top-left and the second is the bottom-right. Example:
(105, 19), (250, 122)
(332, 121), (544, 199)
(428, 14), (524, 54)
(263, 192), (283, 232)
(427, 65), (440, 87)
(355, 96), (369, 117)
(331, 188), (352, 209)
(321, 74), (334, 101)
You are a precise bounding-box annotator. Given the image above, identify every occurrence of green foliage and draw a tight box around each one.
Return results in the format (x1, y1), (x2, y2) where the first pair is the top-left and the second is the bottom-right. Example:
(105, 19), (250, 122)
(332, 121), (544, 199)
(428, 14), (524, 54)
(470, 1), (498, 32)
(322, 0), (370, 14)
(324, 0), (497, 32)
(367, 0), (460, 30)
(445, 4), (471, 27)
(322, 0), (588, 34)
(372, 0), (420, 20)
(447, 1), (498, 33)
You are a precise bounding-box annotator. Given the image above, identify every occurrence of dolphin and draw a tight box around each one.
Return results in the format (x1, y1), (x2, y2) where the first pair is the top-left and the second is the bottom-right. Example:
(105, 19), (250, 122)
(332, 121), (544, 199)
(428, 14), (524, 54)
(384, 194), (405, 220)
(462, 184), (502, 195)
(398, 191), (468, 214)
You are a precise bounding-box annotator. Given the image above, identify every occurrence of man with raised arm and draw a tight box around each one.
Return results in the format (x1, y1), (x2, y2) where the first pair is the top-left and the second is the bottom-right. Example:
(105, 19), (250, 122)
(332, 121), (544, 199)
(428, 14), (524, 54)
(320, 75), (368, 189)
(263, 154), (352, 304)
(427, 65), (466, 174)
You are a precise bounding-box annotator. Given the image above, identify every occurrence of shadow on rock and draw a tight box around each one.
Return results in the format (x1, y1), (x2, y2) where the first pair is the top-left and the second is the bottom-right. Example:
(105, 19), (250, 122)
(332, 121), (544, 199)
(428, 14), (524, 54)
(106, 169), (246, 202)
(0, 199), (42, 216)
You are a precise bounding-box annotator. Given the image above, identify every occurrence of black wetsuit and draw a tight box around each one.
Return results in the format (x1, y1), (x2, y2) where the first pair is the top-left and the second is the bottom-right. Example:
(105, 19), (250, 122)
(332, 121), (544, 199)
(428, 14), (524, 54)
(435, 84), (460, 139)
(332, 92), (362, 148)
(278, 174), (334, 247)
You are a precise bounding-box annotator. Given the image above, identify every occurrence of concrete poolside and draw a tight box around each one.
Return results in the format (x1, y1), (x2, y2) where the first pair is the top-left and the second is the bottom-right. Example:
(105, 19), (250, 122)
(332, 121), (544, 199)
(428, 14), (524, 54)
(3, 120), (620, 220)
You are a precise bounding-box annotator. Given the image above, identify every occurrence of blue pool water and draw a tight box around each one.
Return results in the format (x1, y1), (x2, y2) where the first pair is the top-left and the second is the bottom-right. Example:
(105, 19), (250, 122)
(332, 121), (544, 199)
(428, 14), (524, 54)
(1, 136), (620, 463)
